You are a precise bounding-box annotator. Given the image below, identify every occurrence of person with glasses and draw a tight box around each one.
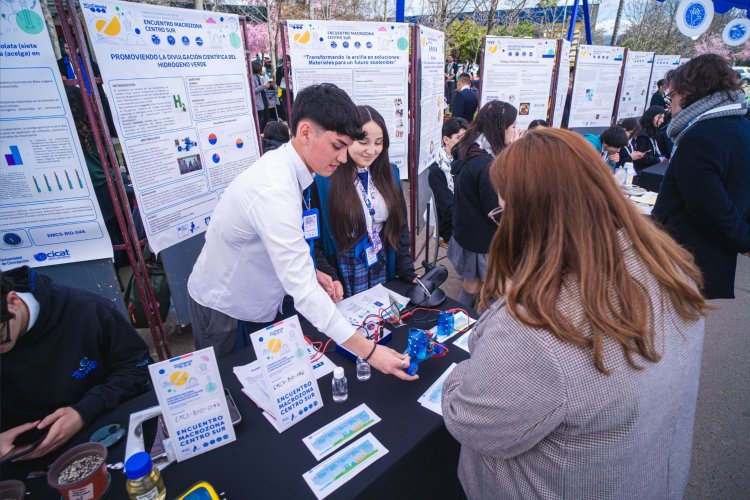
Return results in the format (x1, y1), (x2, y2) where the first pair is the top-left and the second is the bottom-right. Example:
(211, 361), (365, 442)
(0, 267), (151, 461)
(448, 100), (518, 308)
(442, 127), (708, 499)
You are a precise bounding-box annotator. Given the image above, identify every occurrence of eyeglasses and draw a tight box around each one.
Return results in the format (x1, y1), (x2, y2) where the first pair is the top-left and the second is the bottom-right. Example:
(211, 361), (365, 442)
(665, 89), (676, 99)
(487, 206), (504, 225)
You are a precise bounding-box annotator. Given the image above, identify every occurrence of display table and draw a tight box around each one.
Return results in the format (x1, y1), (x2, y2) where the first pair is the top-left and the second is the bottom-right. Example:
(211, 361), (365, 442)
(1, 281), (472, 499)
(636, 160), (669, 193)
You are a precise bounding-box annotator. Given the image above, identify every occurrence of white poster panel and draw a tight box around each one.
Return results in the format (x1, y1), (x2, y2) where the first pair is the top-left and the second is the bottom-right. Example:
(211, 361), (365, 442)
(616, 51), (655, 121)
(551, 40), (571, 128)
(0, 0), (113, 269)
(647, 55), (680, 101)
(481, 37), (557, 130)
(568, 45), (625, 128)
(82, 0), (261, 253)
(287, 20), (410, 176)
(417, 25), (444, 175)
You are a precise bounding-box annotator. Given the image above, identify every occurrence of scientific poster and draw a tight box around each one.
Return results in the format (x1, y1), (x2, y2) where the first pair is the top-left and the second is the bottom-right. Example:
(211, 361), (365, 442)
(287, 20), (410, 176)
(0, 0), (113, 270)
(481, 37), (558, 130)
(647, 55), (680, 101)
(568, 45), (625, 128)
(551, 39), (571, 129)
(83, 0), (260, 253)
(616, 51), (655, 121)
(417, 25), (444, 175)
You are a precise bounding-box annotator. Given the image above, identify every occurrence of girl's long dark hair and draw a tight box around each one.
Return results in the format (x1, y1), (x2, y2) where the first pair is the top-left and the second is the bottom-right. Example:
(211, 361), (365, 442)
(328, 106), (404, 253)
(640, 106), (664, 140)
(455, 100), (517, 160)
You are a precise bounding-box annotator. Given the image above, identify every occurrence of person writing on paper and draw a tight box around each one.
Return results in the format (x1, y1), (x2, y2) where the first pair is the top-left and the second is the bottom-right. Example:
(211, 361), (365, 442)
(653, 54), (750, 299)
(311, 105), (416, 298)
(442, 128), (708, 499)
(583, 125), (629, 170)
(0, 267), (152, 461)
(187, 84), (417, 380)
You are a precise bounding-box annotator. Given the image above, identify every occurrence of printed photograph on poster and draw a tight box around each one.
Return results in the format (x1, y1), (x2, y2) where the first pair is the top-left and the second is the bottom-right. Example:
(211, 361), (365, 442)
(82, 0), (261, 253)
(568, 45), (625, 128)
(288, 20), (410, 177)
(0, 0), (113, 269)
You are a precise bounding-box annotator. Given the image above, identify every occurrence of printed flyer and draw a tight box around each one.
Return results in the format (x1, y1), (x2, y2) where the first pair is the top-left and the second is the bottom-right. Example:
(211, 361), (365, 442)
(287, 20), (410, 177)
(616, 51), (655, 121)
(149, 347), (236, 461)
(481, 37), (558, 129)
(249, 315), (323, 432)
(416, 25), (444, 175)
(568, 45), (625, 128)
(0, 0), (112, 269)
(551, 40), (571, 129)
(82, 0), (260, 252)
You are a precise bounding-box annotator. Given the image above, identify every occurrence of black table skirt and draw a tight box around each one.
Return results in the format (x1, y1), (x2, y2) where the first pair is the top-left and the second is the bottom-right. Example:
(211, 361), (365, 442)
(2, 281), (471, 499)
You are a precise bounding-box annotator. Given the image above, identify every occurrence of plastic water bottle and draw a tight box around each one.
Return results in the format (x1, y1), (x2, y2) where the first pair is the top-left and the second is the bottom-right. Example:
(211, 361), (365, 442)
(332, 367), (348, 402)
(356, 356), (371, 381)
(437, 311), (454, 338)
(614, 167), (627, 185)
(624, 162), (635, 185)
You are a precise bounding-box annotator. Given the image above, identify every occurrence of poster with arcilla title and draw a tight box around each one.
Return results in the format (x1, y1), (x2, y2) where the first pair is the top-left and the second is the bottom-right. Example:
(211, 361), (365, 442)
(287, 20), (410, 178)
(480, 37), (558, 130)
(417, 25), (445, 175)
(0, 0), (113, 270)
(82, 0), (261, 253)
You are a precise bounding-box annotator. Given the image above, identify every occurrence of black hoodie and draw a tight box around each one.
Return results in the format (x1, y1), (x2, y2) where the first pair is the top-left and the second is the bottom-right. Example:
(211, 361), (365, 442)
(1, 268), (152, 431)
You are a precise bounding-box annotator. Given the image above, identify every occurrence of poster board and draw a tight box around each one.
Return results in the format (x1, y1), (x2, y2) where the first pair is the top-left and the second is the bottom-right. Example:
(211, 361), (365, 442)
(568, 45), (625, 129)
(416, 25), (444, 176)
(616, 50), (655, 121)
(82, 0), (261, 253)
(481, 36), (558, 130)
(647, 55), (680, 102)
(287, 20), (410, 177)
(550, 39), (571, 128)
(0, 0), (113, 269)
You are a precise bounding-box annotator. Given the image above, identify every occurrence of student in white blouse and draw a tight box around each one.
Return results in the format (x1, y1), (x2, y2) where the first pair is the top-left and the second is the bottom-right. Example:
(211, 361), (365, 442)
(187, 84), (416, 381)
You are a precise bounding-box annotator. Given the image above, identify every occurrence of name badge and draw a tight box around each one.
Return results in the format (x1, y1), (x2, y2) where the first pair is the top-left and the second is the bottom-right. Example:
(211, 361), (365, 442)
(364, 243), (379, 268)
(302, 209), (320, 241)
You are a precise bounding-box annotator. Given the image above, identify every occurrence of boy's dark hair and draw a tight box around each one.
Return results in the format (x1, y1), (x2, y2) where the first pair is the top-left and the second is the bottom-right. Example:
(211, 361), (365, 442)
(251, 61), (262, 75)
(600, 126), (629, 148)
(1, 274), (14, 324)
(457, 73), (472, 85)
(620, 117), (641, 137)
(1, 267), (32, 324)
(657, 79), (667, 88)
(290, 84), (364, 139)
(665, 53), (741, 109)
(442, 117), (469, 138)
(263, 120), (290, 143)
(528, 119), (549, 129)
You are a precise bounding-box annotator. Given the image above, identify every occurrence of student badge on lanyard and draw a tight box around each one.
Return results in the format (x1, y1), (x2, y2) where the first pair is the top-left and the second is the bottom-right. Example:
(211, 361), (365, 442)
(356, 170), (383, 268)
(302, 188), (319, 266)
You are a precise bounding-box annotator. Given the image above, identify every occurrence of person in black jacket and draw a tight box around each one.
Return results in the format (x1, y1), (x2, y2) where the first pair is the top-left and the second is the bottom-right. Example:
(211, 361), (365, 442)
(451, 73), (479, 122)
(653, 54), (750, 299)
(449, 101), (518, 308)
(0, 267), (152, 461)
(627, 106), (668, 173)
(650, 79), (668, 109)
(261, 120), (290, 155)
(428, 117), (469, 244)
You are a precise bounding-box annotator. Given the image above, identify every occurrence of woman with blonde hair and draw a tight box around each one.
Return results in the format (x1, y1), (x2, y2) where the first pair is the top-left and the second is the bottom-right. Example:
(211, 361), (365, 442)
(442, 128), (708, 499)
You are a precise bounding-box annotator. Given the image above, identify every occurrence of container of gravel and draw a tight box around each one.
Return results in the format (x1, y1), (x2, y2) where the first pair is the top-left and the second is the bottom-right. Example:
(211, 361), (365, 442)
(47, 442), (109, 499)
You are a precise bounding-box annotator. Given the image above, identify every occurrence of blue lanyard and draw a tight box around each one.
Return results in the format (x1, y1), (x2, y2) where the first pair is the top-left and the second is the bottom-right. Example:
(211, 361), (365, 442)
(356, 171), (377, 228)
(302, 187), (316, 269)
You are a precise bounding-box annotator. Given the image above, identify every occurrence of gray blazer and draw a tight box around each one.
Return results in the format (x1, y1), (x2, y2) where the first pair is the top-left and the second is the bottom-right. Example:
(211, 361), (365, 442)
(442, 235), (705, 499)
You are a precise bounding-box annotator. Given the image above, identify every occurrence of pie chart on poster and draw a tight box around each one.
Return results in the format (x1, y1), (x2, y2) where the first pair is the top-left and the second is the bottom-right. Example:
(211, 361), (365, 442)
(208, 133), (217, 145)
(235, 138), (244, 149)
(212, 153), (220, 163)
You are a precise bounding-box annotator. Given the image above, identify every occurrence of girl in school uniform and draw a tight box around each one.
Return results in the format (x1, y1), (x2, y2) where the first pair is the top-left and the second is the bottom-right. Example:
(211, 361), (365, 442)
(312, 106), (416, 298)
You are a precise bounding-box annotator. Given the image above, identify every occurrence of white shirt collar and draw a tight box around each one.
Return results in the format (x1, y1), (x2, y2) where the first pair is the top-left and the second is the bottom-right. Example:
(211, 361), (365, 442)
(283, 142), (314, 191)
(16, 292), (40, 331)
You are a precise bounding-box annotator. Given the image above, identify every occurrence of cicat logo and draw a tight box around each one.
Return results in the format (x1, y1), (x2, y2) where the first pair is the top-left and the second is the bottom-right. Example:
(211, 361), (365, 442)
(83, 3), (107, 13)
(34, 249), (71, 262)
(72, 357), (99, 380)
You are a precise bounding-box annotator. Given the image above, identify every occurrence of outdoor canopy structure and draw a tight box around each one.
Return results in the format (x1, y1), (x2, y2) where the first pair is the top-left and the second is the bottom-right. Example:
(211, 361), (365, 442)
(661, 0), (750, 17)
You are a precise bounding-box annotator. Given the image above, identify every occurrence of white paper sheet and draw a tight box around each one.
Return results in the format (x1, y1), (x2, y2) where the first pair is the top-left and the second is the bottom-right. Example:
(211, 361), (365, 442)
(302, 433), (389, 499)
(418, 363), (457, 416)
(452, 329), (473, 354)
(302, 404), (382, 460)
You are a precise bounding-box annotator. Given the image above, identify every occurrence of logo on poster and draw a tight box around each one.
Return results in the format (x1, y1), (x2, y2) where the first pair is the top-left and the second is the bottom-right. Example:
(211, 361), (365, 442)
(33, 249), (71, 262)
(2, 233), (23, 247)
